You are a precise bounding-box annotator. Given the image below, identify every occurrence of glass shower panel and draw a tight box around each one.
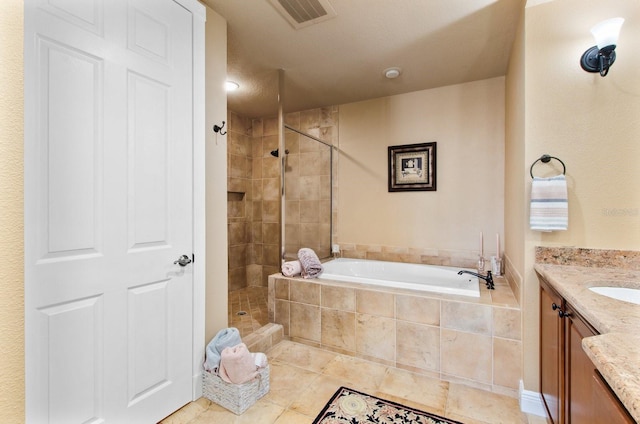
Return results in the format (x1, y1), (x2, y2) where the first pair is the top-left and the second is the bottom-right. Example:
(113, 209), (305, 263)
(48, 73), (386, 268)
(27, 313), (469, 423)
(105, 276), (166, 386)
(282, 127), (332, 260)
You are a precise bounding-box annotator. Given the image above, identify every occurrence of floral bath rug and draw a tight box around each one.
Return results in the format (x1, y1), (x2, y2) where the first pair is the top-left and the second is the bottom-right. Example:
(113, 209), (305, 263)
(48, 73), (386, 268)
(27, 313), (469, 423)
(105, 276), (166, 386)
(312, 386), (463, 424)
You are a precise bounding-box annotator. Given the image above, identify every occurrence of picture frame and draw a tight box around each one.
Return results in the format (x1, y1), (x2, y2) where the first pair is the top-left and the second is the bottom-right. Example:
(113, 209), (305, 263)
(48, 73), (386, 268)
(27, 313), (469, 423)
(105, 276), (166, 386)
(388, 142), (437, 192)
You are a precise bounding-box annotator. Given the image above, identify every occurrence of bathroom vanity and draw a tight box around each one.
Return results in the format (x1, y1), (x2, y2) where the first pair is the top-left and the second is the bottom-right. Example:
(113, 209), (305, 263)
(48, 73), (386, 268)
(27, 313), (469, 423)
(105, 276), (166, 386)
(536, 263), (639, 424)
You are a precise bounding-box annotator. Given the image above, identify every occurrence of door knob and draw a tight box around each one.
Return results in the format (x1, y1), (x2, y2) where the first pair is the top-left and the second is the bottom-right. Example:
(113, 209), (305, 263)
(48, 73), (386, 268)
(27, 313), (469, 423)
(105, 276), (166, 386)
(174, 255), (192, 267)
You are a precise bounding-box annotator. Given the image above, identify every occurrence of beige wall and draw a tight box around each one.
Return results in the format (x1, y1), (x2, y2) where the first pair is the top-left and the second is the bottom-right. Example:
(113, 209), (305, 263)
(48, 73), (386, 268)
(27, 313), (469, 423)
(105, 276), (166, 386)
(504, 1), (527, 387)
(509, 0), (640, 392)
(338, 78), (505, 258)
(0, 1), (25, 422)
(505, 7), (526, 286)
(204, 7), (229, 342)
(525, 0), (640, 250)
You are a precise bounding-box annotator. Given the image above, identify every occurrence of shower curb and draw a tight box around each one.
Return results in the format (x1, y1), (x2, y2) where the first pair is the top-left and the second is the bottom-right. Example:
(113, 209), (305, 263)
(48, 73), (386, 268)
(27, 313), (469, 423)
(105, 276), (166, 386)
(243, 323), (284, 353)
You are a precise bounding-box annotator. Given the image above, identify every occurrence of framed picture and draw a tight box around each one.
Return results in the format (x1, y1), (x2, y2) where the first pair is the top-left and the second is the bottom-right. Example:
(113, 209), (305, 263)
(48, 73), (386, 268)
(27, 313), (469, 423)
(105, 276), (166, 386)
(388, 142), (437, 192)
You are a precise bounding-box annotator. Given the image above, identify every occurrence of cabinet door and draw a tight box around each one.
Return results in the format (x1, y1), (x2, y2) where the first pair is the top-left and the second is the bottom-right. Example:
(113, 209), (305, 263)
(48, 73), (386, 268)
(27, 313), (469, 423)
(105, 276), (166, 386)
(591, 371), (635, 424)
(565, 307), (597, 423)
(540, 281), (564, 424)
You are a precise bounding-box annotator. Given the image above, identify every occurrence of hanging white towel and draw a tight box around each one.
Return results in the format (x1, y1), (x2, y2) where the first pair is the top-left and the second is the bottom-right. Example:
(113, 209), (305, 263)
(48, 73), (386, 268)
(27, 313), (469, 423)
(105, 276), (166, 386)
(530, 175), (568, 231)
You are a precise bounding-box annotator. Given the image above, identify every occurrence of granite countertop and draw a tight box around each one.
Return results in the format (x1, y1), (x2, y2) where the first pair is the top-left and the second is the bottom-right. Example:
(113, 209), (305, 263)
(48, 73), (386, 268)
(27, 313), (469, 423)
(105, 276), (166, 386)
(534, 263), (640, 422)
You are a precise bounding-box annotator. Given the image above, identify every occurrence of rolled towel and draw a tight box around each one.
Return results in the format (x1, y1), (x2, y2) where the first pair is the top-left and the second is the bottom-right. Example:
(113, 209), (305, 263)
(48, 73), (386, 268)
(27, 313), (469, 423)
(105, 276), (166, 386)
(204, 327), (242, 372)
(281, 260), (302, 277)
(298, 248), (323, 279)
(252, 352), (268, 369)
(219, 343), (259, 384)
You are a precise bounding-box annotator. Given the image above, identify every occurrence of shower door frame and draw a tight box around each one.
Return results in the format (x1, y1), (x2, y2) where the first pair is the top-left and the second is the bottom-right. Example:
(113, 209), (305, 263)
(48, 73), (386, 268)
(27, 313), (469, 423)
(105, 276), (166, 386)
(279, 124), (335, 263)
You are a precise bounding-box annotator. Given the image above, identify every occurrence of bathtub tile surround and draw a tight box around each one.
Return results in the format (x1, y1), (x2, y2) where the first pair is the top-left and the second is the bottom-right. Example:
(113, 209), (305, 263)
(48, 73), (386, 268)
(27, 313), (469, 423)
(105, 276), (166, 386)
(321, 308), (356, 351)
(290, 302), (320, 341)
(493, 307), (522, 340)
(441, 329), (493, 384)
(321, 285), (355, 310)
(268, 272), (522, 396)
(357, 313), (396, 363)
(337, 242), (489, 270)
(396, 320), (440, 372)
(441, 301), (492, 335)
(396, 295), (440, 326)
(356, 289), (394, 317)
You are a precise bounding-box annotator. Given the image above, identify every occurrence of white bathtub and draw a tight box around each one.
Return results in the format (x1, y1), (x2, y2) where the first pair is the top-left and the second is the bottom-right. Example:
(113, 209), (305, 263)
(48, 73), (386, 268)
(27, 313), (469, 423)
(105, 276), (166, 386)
(319, 258), (480, 297)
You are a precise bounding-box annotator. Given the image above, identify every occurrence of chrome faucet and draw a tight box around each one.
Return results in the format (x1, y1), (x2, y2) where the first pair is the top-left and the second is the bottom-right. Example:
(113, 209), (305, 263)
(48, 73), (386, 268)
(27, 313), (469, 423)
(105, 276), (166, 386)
(458, 270), (494, 290)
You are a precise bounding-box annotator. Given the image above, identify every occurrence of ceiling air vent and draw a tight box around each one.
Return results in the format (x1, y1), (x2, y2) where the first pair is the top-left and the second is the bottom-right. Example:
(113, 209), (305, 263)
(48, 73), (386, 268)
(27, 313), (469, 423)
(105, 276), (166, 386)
(268, 0), (337, 29)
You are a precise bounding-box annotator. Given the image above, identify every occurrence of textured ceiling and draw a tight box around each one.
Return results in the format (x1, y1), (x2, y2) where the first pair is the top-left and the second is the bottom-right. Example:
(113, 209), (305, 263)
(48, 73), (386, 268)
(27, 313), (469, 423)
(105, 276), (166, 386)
(203, 0), (525, 118)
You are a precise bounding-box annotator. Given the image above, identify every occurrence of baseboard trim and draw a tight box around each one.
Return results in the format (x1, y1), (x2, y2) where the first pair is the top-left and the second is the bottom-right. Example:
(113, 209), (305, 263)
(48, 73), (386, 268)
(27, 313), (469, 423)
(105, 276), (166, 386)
(519, 381), (548, 417)
(193, 371), (203, 399)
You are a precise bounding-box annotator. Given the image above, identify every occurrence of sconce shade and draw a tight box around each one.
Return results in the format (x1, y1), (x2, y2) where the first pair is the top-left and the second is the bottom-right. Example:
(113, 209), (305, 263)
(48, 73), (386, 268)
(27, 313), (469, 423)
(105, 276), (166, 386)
(590, 17), (624, 50)
(581, 17), (624, 77)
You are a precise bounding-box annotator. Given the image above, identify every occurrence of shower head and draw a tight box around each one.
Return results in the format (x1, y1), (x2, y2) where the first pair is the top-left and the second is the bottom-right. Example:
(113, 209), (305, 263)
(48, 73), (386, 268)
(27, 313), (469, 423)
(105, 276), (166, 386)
(270, 149), (289, 157)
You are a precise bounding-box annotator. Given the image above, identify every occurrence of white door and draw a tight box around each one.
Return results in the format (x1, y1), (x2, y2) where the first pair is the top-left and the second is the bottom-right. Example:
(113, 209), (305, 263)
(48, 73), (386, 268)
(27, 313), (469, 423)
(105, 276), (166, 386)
(24, 0), (202, 422)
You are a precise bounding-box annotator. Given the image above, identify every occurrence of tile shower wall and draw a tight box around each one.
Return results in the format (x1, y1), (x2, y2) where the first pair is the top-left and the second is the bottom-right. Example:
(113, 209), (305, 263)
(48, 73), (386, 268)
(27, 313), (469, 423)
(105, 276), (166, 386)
(227, 112), (253, 291)
(268, 275), (523, 397)
(249, 116), (281, 286)
(336, 243), (483, 269)
(226, 107), (340, 288)
(282, 108), (338, 260)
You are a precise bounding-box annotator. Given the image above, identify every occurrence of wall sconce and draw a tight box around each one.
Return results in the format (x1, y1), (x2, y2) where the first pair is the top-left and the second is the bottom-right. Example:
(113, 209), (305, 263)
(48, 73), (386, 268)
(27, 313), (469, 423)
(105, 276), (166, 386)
(580, 17), (624, 77)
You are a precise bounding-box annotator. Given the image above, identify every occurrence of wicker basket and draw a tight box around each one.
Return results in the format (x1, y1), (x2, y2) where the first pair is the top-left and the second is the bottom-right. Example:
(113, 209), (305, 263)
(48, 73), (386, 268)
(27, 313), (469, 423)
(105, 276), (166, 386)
(202, 365), (270, 415)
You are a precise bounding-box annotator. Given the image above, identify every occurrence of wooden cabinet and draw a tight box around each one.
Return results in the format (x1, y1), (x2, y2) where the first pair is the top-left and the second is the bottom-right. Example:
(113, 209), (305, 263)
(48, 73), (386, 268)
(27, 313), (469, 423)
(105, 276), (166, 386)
(538, 276), (635, 424)
(592, 370), (636, 424)
(540, 280), (563, 424)
(565, 302), (598, 423)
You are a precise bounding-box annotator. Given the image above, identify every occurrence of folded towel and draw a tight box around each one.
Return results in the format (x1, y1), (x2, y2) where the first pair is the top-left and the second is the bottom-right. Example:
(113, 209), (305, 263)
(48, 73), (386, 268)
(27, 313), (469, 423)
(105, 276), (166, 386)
(298, 248), (323, 279)
(219, 343), (259, 384)
(281, 260), (302, 277)
(204, 327), (242, 372)
(530, 175), (568, 231)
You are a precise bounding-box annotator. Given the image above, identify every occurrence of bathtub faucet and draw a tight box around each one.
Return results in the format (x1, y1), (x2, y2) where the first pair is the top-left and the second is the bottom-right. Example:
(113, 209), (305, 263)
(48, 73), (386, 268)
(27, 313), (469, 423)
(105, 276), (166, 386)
(458, 270), (494, 290)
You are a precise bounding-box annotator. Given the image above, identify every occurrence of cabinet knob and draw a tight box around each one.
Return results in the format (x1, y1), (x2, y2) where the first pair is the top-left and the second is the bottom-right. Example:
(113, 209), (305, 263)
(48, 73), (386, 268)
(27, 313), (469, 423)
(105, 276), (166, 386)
(551, 303), (570, 318)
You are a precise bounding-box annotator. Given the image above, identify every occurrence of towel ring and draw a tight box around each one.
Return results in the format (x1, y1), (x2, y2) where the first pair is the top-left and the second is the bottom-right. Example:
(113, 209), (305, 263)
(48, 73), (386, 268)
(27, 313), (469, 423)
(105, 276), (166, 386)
(530, 154), (566, 179)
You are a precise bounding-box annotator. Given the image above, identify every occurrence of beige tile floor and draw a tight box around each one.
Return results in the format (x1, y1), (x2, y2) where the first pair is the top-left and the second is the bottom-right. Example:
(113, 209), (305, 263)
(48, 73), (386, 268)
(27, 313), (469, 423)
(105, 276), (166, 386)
(228, 286), (270, 337)
(161, 340), (548, 424)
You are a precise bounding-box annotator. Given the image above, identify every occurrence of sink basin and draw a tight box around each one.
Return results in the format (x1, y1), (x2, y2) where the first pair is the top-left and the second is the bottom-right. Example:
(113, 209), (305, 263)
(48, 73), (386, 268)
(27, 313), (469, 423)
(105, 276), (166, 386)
(589, 287), (640, 305)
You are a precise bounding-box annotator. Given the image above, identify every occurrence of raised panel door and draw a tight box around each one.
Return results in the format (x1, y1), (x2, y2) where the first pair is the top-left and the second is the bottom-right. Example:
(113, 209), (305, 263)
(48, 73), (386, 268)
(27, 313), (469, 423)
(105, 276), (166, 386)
(25, 0), (199, 422)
